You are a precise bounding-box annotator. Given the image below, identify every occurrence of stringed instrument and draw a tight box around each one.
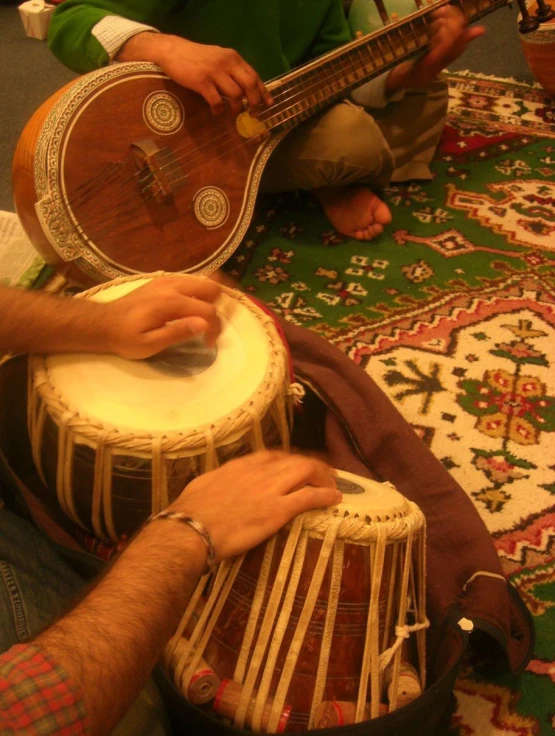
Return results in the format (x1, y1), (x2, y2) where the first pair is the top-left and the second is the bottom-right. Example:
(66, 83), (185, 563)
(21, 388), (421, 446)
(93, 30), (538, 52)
(13, 0), (508, 284)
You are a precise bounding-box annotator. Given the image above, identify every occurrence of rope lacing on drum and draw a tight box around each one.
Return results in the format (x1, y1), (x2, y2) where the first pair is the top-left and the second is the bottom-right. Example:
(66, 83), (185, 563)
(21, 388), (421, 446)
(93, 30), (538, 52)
(167, 500), (428, 728)
(286, 382), (305, 405)
(378, 619), (430, 674)
(28, 273), (294, 541)
(303, 504), (424, 543)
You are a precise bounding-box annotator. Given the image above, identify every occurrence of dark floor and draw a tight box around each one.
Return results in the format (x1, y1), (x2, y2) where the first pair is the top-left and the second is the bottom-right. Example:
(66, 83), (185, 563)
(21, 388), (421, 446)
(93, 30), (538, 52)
(0, 3), (536, 212)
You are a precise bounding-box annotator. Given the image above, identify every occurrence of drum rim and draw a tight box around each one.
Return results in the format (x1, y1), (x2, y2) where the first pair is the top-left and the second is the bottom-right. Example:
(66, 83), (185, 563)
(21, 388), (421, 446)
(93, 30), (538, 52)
(29, 272), (291, 453)
(301, 499), (426, 542)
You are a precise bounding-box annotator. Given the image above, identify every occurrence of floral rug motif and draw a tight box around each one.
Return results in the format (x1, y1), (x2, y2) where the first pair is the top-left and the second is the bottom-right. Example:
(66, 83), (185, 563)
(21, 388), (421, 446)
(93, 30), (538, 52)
(228, 72), (555, 735)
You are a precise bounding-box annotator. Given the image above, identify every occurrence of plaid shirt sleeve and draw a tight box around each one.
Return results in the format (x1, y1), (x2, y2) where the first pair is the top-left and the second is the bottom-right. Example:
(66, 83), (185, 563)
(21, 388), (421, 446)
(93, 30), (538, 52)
(0, 644), (88, 734)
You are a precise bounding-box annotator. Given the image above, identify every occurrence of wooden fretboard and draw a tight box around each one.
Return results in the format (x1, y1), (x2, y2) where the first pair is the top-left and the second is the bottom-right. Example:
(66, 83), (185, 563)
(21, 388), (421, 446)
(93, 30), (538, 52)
(264, 0), (508, 131)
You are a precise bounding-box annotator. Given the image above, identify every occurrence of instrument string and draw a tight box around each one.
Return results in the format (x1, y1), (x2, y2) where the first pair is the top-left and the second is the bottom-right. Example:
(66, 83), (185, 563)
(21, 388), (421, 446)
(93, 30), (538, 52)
(67, 4), (439, 238)
(76, 32), (409, 241)
(70, 2), (431, 211)
(72, 43), (364, 227)
(150, 47), (389, 177)
(141, 0), (466, 189)
(140, 28), (429, 190)
(150, 9), (435, 174)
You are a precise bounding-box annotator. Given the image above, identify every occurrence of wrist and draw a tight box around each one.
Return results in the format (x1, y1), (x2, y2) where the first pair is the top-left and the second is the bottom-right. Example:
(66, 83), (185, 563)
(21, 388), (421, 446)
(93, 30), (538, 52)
(69, 300), (115, 354)
(139, 515), (209, 578)
(152, 35), (198, 72)
(116, 30), (167, 64)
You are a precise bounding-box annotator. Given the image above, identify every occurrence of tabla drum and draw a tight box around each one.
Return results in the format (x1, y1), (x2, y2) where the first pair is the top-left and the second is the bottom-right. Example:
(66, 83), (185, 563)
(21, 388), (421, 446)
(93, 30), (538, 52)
(27, 273), (298, 542)
(165, 470), (428, 733)
(519, 1), (555, 97)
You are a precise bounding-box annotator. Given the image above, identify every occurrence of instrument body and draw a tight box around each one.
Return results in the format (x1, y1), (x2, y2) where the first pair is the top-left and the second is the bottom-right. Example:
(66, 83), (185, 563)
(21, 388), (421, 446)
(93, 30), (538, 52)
(13, 63), (281, 284)
(12, 0), (508, 284)
(27, 273), (296, 540)
(166, 471), (427, 733)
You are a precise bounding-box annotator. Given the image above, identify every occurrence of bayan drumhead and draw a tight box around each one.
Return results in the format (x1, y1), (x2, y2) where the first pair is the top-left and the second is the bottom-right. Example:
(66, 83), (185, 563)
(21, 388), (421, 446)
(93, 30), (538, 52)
(333, 469), (410, 519)
(44, 278), (274, 434)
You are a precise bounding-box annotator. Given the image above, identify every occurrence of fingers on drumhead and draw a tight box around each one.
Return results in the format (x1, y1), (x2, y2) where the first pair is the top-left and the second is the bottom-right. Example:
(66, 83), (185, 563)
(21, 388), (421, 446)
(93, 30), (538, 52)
(228, 451), (333, 477)
(269, 455), (337, 491)
(286, 484), (343, 515)
(153, 274), (221, 302)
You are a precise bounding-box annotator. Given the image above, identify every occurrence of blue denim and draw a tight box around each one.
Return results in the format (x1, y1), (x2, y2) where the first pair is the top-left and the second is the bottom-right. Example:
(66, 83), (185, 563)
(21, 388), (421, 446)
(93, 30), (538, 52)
(0, 505), (170, 735)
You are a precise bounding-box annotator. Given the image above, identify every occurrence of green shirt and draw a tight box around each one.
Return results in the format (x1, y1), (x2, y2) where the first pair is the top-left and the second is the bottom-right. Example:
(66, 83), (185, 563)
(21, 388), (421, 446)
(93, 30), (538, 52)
(48, 0), (353, 81)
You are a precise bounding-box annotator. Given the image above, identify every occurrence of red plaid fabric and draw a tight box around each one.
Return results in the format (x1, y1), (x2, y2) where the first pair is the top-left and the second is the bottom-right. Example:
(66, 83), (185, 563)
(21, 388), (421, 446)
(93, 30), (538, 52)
(0, 644), (88, 734)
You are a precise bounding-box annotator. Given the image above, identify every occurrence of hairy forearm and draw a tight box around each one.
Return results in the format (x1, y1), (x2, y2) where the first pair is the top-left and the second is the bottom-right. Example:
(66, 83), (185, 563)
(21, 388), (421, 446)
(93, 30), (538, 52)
(35, 522), (206, 735)
(0, 287), (110, 354)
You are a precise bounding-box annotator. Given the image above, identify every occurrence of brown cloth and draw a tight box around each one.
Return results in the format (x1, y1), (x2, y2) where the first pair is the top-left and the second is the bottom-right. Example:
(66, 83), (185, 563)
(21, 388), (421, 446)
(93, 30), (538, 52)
(282, 319), (533, 677)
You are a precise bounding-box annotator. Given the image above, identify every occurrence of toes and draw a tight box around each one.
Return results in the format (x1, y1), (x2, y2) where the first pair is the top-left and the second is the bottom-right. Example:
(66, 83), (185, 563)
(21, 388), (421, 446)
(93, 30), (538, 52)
(353, 227), (375, 241)
(352, 224), (384, 241)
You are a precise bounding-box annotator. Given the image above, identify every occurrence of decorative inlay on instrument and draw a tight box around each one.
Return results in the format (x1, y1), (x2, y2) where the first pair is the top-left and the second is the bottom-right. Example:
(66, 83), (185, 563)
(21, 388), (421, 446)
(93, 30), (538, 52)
(12, 0), (510, 284)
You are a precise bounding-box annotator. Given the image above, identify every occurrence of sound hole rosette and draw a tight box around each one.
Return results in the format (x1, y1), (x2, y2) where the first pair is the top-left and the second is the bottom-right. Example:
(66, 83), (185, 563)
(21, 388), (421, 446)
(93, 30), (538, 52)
(27, 272), (297, 542)
(142, 90), (184, 135)
(166, 470), (428, 732)
(193, 187), (231, 229)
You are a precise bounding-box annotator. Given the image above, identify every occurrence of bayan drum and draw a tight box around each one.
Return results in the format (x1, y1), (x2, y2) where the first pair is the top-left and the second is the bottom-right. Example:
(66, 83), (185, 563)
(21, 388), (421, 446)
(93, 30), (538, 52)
(165, 470), (428, 733)
(27, 273), (297, 541)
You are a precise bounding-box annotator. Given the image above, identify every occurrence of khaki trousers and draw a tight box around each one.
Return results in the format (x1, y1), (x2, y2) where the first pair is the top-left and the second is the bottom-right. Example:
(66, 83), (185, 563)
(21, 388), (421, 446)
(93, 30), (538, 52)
(261, 76), (448, 192)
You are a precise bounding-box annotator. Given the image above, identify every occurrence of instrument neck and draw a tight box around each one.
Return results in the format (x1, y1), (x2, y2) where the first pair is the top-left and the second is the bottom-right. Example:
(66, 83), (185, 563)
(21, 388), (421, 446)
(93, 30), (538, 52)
(263, 0), (508, 132)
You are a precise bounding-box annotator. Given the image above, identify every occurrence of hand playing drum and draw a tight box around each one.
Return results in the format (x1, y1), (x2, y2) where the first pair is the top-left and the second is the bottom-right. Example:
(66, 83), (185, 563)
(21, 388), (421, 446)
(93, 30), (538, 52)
(28, 273), (301, 540)
(167, 470), (428, 732)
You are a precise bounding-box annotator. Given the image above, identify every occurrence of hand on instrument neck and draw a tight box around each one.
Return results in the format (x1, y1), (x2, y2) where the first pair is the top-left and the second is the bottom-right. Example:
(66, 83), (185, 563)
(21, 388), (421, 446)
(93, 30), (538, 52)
(385, 7), (485, 94)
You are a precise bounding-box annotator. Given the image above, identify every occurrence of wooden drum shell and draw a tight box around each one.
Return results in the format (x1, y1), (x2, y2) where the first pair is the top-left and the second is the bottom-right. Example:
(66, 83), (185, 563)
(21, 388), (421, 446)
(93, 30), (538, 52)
(31, 404), (287, 540)
(27, 275), (295, 541)
(201, 531), (395, 726)
(168, 474), (428, 733)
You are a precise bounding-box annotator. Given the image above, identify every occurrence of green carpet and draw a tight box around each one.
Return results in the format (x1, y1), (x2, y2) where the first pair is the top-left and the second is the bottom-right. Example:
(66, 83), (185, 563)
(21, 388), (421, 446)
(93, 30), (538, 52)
(227, 72), (555, 734)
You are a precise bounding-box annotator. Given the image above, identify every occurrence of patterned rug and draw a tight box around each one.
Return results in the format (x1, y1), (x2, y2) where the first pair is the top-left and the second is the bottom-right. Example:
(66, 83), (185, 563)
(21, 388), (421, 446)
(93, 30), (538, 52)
(225, 72), (555, 735)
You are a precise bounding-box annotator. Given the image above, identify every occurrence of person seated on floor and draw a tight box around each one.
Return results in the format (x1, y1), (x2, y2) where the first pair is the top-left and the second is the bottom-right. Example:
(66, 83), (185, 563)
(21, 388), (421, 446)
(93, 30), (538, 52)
(0, 275), (341, 734)
(47, 0), (484, 242)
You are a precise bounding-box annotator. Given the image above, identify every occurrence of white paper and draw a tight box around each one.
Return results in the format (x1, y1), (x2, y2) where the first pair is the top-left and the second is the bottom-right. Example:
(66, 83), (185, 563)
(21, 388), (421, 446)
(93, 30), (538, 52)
(0, 211), (45, 288)
(18, 1), (55, 40)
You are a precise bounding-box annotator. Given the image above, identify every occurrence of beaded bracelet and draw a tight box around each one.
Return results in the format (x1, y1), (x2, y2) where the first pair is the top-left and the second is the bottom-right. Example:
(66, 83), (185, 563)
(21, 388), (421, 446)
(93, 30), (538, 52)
(148, 511), (215, 575)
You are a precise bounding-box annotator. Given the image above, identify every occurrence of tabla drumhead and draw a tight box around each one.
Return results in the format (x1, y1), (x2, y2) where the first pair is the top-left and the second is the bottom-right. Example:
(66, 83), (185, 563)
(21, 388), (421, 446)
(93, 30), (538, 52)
(44, 278), (273, 434)
(334, 469), (410, 520)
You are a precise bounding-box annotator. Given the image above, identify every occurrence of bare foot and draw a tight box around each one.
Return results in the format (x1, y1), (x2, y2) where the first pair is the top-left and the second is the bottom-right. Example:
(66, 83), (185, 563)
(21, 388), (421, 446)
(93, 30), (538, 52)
(313, 185), (392, 241)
